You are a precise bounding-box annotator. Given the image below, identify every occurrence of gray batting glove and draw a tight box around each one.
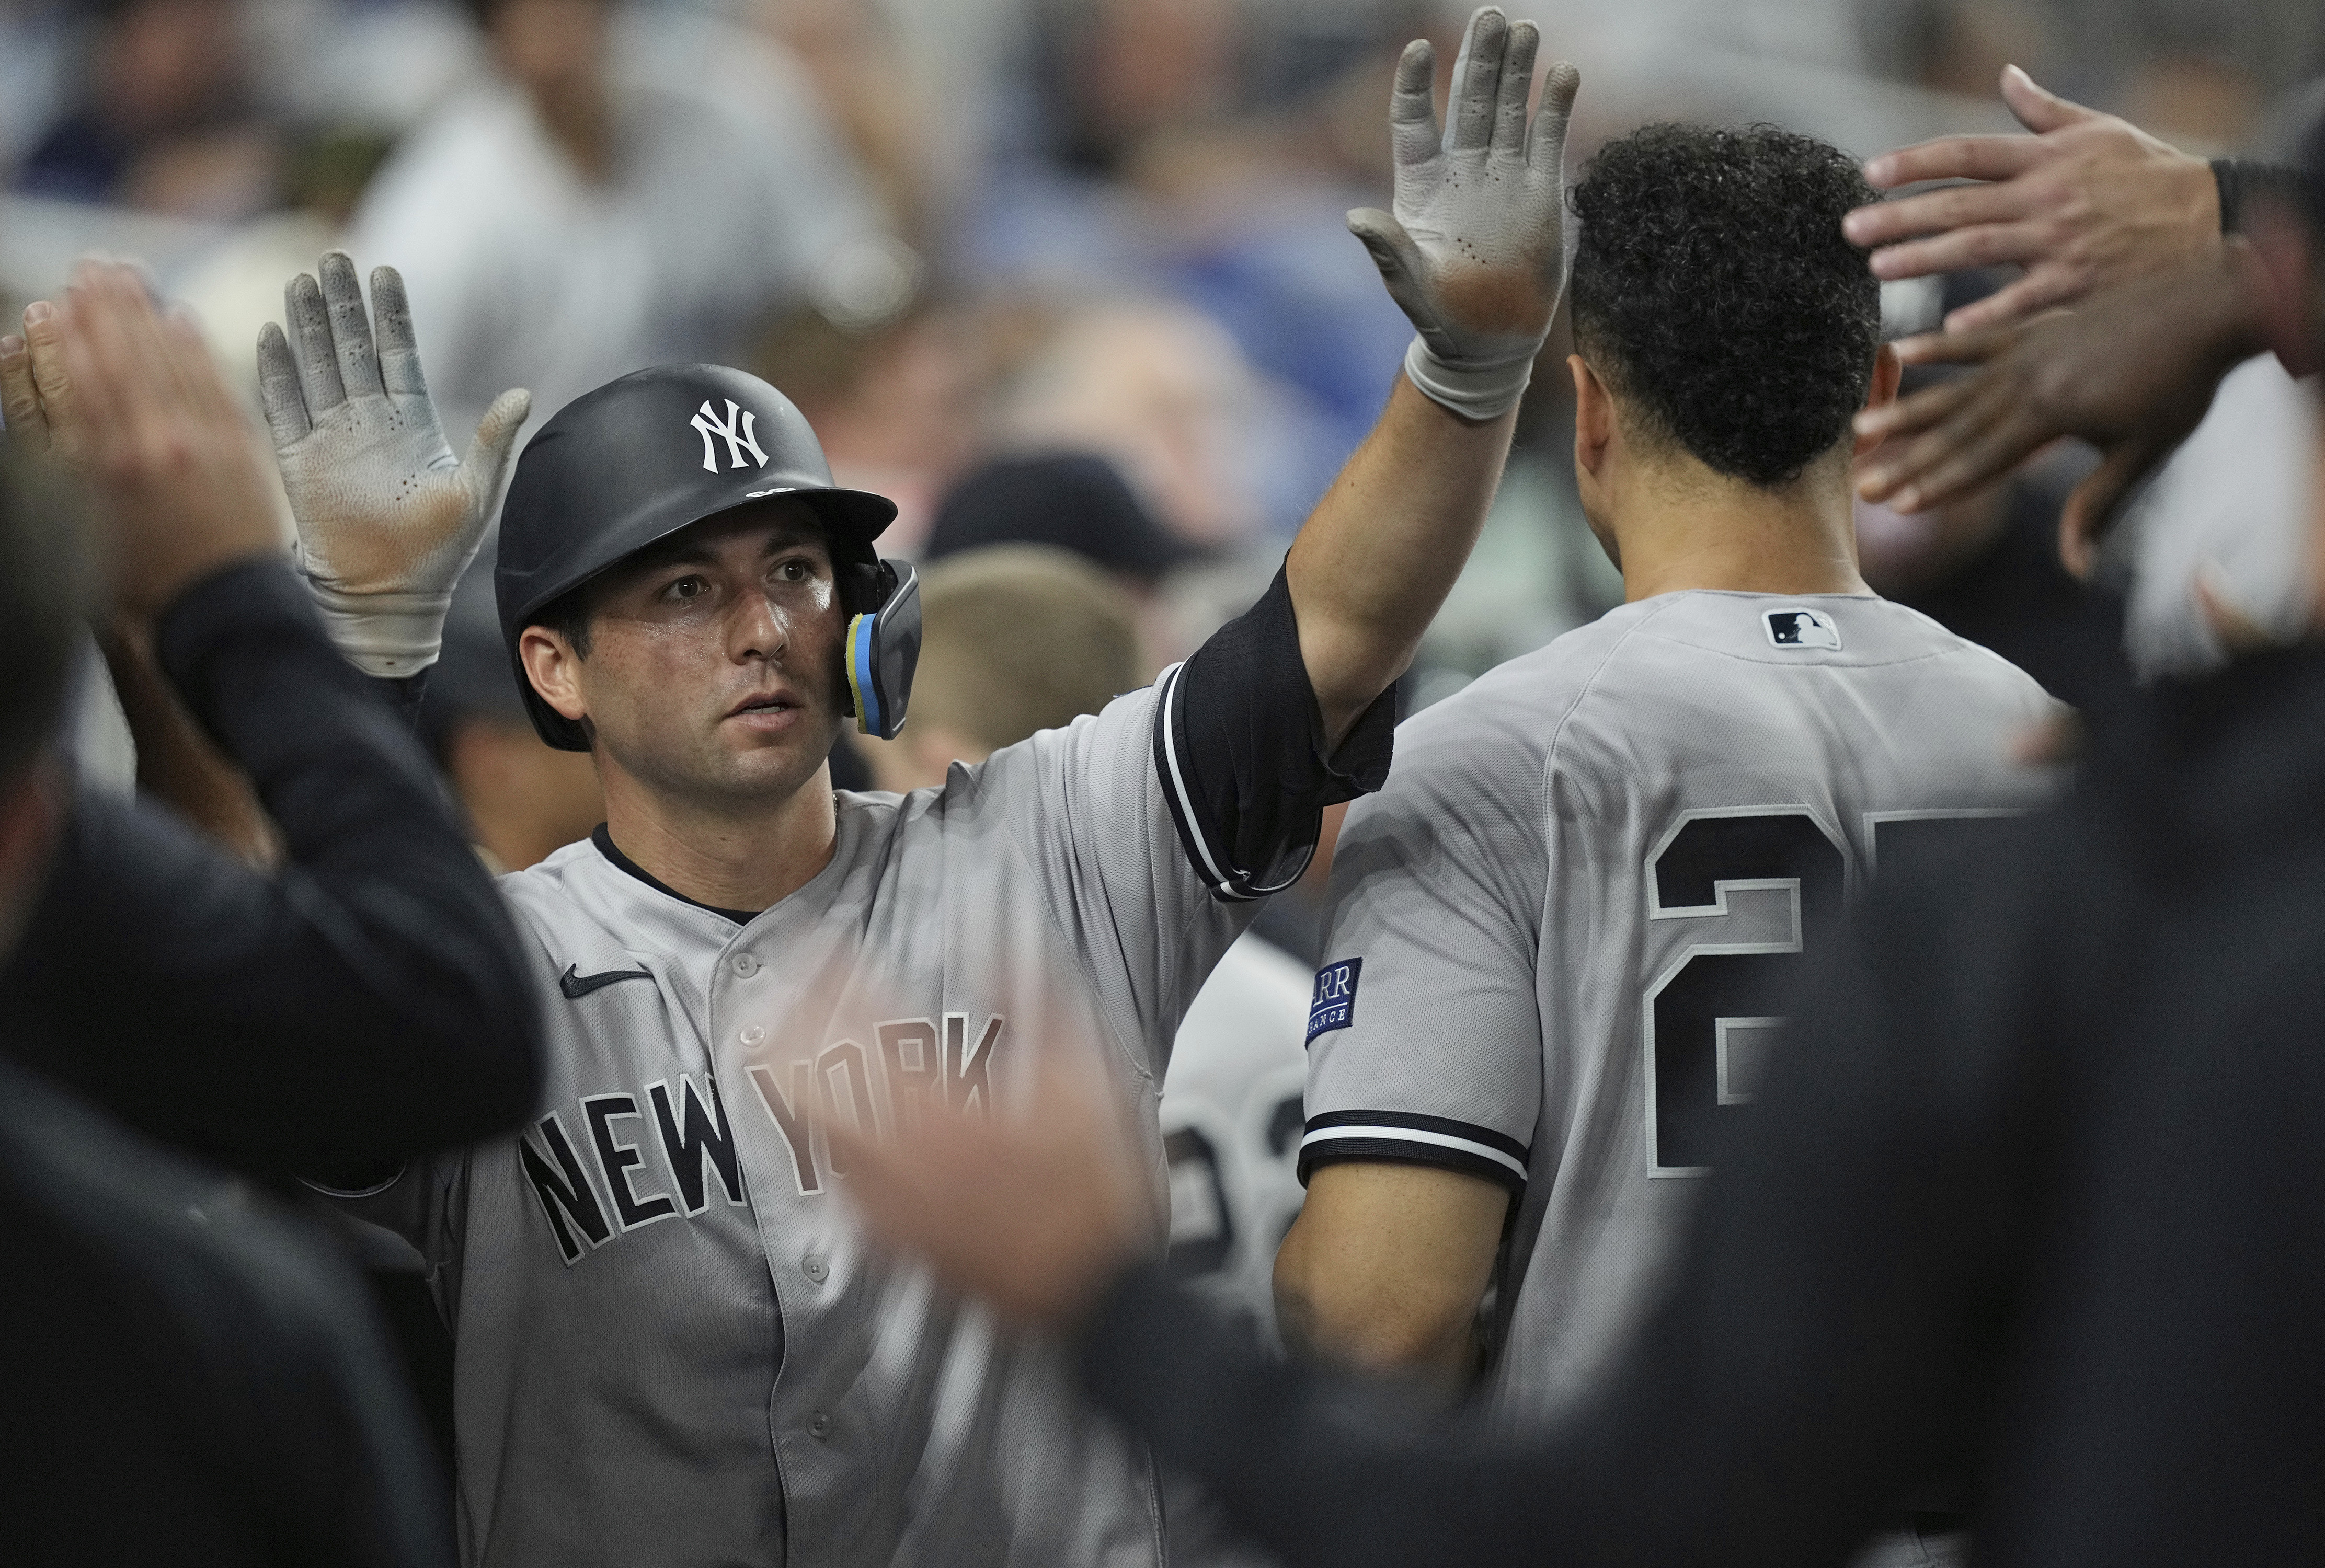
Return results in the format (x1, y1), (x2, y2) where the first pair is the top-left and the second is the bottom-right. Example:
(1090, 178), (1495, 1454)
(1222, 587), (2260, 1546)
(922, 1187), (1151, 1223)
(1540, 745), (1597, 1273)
(258, 252), (529, 678)
(1349, 7), (1580, 422)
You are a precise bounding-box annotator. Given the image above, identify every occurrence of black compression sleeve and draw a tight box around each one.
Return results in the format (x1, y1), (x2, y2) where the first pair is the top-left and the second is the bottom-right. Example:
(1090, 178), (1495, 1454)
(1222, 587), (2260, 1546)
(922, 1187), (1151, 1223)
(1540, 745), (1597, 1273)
(0, 559), (541, 1179)
(2212, 158), (2306, 234)
(1155, 563), (1396, 901)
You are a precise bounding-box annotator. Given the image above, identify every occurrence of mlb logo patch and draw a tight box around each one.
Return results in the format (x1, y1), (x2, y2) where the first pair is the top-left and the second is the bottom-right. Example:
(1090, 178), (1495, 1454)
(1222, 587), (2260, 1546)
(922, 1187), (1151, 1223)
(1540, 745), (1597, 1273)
(1763, 607), (1842, 651)
(1307, 959), (1362, 1044)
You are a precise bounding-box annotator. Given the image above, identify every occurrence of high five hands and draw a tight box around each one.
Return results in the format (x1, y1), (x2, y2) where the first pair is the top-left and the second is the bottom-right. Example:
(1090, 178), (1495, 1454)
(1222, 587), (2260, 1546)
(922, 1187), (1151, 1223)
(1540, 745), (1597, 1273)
(1843, 67), (2275, 578)
(1842, 65), (2220, 335)
(1353, 7), (1581, 422)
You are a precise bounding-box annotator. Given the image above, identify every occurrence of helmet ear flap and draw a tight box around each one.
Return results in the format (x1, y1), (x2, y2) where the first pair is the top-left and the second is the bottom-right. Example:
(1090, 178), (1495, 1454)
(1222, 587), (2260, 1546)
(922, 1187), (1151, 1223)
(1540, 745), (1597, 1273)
(843, 560), (920, 740)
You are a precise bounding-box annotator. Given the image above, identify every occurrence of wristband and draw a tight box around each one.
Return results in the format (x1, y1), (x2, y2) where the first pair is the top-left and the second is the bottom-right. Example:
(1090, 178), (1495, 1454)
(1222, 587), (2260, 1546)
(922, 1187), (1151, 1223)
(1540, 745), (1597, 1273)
(1402, 336), (1536, 422)
(2213, 158), (2306, 237)
(300, 573), (452, 678)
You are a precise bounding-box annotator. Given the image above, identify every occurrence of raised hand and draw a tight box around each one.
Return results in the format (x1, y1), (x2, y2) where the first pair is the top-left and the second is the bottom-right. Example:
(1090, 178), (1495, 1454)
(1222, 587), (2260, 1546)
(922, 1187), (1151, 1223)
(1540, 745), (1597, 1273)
(258, 251), (529, 676)
(1842, 65), (2219, 334)
(1852, 247), (2272, 578)
(5, 262), (281, 619)
(1349, 7), (1580, 421)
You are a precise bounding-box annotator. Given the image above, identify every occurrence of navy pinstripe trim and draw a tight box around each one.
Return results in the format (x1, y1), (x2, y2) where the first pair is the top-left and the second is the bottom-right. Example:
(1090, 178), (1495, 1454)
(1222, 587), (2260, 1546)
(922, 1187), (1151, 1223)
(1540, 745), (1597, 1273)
(1297, 1110), (1530, 1193)
(1152, 662), (1314, 904)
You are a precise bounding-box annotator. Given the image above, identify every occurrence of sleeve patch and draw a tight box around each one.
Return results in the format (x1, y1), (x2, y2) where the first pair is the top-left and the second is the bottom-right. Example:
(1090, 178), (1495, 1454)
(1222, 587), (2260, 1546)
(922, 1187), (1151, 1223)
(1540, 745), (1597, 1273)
(1306, 958), (1362, 1044)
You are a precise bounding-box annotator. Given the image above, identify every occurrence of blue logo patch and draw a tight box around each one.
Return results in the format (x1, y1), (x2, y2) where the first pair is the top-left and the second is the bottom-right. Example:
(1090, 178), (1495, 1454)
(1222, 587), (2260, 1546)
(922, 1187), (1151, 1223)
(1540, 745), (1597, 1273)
(1307, 959), (1362, 1044)
(1762, 607), (1842, 650)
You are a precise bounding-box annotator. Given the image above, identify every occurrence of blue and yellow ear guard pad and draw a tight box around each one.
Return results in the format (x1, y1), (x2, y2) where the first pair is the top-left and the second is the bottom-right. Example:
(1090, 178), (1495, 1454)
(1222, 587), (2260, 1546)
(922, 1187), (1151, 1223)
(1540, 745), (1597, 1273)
(845, 559), (921, 740)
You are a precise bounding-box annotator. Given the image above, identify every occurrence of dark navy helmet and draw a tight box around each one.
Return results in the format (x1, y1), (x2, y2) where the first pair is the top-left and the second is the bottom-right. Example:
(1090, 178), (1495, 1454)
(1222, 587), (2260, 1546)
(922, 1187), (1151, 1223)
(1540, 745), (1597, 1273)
(495, 364), (917, 750)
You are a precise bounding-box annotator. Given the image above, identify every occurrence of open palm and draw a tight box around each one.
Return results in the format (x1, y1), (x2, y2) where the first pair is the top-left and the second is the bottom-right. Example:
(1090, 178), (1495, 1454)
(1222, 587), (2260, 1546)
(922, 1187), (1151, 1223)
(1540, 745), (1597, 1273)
(1348, 8), (1580, 373)
(258, 252), (528, 599)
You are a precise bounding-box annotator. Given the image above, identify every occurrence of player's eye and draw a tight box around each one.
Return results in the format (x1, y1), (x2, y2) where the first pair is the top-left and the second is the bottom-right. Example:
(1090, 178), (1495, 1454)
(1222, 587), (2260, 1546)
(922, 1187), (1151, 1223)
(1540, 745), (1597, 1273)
(659, 575), (708, 604)
(773, 558), (814, 584)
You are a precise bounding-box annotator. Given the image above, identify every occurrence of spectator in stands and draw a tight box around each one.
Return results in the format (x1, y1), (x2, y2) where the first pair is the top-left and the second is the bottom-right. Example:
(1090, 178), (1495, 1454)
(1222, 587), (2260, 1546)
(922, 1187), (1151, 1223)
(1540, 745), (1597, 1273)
(345, 0), (892, 443)
(751, 301), (988, 557)
(925, 451), (1201, 589)
(850, 543), (1144, 793)
(13, 0), (277, 219)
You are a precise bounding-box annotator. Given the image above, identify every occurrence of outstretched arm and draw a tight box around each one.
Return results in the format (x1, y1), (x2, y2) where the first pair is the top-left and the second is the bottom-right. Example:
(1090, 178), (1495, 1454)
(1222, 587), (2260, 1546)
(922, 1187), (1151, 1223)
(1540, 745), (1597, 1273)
(1285, 8), (1579, 744)
(0, 264), (541, 1180)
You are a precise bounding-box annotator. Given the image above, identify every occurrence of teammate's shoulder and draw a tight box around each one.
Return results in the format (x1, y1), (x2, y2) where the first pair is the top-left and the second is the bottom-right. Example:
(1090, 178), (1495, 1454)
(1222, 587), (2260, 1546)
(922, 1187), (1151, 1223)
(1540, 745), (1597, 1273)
(497, 836), (592, 897)
(1388, 603), (1668, 772)
(1842, 597), (2057, 706)
(1633, 592), (2042, 679)
(1623, 590), (1881, 658)
(972, 679), (1164, 787)
(1407, 607), (1655, 733)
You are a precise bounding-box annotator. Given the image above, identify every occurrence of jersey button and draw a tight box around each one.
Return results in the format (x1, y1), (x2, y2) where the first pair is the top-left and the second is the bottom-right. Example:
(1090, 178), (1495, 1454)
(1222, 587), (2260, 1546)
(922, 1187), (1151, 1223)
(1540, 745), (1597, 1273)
(739, 1024), (766, 1047)
(803, 1254), (828, 1283)
(809, 1412), (832, 1439)
(732, 953), (760, 978)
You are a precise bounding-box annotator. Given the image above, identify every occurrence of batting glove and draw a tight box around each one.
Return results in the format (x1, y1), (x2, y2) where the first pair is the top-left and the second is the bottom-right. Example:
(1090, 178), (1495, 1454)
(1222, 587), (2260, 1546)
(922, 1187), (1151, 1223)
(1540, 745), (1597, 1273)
(258, 251), (529, 677)
(1350, 7), (1580, 422)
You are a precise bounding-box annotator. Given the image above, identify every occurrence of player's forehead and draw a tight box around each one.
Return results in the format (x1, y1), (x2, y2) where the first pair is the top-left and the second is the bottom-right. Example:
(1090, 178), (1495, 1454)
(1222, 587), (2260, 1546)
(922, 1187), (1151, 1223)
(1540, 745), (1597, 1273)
(609, 500), (832, 582)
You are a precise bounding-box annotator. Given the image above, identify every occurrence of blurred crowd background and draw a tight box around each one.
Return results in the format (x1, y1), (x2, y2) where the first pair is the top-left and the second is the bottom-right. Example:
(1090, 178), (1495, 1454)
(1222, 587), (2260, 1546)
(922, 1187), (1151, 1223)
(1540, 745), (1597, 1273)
(5, 0), (2322, 891)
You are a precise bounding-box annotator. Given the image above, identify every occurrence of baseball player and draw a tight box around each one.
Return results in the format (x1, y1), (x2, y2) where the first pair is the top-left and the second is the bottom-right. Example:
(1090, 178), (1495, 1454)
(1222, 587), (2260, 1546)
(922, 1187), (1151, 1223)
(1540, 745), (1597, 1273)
(1272, 124), (2057, 1563)
(262, 11), (1580, 1565)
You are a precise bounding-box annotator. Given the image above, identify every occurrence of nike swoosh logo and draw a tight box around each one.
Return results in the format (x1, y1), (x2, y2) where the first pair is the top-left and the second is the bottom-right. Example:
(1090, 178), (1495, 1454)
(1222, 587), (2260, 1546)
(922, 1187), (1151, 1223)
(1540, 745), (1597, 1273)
(559, 965), (654, 999)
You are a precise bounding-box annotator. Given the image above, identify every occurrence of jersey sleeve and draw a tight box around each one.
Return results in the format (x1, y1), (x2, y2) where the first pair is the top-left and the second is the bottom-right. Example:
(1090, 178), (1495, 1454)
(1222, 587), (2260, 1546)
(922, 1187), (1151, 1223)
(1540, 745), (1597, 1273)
(984, 566), (1396, 1071)
(984, 684), (1243, 1073)
(1301, 690), (1551, 1196)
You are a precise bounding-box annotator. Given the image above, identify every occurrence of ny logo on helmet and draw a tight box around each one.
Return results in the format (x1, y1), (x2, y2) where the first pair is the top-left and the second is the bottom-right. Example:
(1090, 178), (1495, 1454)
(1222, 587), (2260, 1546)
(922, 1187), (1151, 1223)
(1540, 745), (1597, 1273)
(691, 399), (770, 473)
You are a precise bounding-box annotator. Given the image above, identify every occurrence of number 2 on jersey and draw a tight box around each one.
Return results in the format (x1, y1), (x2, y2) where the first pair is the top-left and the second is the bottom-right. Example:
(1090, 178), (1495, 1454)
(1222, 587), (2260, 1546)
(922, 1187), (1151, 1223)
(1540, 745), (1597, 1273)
(1642, 810), (2000, 1174)
(1643, 811), (1843, 1174)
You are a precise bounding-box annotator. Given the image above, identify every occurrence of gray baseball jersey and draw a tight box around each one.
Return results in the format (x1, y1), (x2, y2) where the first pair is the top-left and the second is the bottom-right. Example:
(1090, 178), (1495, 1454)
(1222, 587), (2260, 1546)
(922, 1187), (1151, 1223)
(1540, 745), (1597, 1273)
(337, 674), (1255, 1567)
(1302, 591), (2057, 1427)
(1154, 933), (1312, 1568)
(1159, 931), (1313, 1341)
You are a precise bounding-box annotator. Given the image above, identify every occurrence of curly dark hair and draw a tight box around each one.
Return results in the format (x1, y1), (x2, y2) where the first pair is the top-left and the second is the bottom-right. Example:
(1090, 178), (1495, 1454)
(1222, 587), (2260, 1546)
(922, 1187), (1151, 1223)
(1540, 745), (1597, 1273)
(1568, 122), (1881, 488)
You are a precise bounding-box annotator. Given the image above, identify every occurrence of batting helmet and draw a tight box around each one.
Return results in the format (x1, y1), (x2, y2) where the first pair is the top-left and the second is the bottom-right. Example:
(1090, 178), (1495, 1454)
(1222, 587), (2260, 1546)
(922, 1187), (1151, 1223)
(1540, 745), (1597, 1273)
(495, 364), (921, 751)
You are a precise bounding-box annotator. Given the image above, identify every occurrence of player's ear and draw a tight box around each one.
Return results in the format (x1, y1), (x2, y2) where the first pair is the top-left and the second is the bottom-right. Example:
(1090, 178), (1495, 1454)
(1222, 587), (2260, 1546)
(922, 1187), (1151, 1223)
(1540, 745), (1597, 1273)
(1854, 343), (1903, 459)
(1570, 354), (1615, 479)
(518, 625), (591, 725)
